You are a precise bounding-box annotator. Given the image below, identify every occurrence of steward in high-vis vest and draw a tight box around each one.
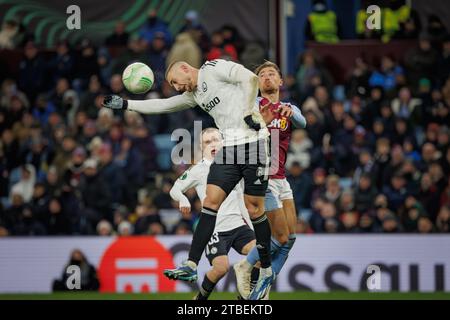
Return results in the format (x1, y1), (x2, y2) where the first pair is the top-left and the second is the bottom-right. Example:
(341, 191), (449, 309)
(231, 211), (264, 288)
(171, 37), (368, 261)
(305, 1), (340, 44)
(382, 1), (411, 42)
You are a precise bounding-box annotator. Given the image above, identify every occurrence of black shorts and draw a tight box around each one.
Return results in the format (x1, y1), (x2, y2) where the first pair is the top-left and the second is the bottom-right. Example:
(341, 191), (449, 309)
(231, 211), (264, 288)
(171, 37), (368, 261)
(207, 139), (270, 196)
(205, 225), (255, 265)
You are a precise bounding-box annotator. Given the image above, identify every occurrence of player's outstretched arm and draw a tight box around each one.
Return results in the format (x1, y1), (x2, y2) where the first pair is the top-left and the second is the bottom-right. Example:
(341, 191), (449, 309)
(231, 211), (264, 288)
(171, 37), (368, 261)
(290, 104), (307, 128)
(169, 181), (192, 214)
(102, 92), (197, 114)
(169, 166), (202, 215)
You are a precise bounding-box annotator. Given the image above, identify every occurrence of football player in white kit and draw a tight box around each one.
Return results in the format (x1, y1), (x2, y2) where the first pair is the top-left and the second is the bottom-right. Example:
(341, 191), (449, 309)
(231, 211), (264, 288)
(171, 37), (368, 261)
(169, 128), (256, 300)
(103, 59), (278, 299)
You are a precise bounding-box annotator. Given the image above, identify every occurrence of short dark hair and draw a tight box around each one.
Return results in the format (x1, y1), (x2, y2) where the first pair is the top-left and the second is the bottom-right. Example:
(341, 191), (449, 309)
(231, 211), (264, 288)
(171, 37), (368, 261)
(254, 61), (282, 77)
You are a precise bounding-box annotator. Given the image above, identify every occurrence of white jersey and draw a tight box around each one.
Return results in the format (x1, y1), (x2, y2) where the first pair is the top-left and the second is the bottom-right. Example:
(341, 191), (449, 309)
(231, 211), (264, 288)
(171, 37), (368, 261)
(170, 158), (252, 232)
(128, 59), (269, 146)
(193, 60), (269, 146)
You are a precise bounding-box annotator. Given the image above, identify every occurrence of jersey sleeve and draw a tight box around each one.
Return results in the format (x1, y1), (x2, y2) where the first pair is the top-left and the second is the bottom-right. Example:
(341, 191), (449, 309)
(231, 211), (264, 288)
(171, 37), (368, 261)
(169, 165), (202, 207)
(128, 92), (197, 114)
(209, 59), (259, 115)
(290, 104), (307, 128)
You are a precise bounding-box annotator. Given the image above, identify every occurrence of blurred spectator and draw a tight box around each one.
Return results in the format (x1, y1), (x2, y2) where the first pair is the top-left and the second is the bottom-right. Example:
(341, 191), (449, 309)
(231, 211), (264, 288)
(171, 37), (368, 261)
(405, 34), (440, 92)
(381, 0), (412, 42)
(220, 25), (245, 56)
(49, 40), (74, 83)
(369, 55), (404, 94)
(18, 41), (47, 103)
(52, 249), (100, 291)
(134, 204), (163, 234)
(296, 51), (333, 99)
(148, 221), (165, 235)
(96, 219), (114, 236)
(383, 172), (408, 212)
(79, 158), (112, 226)
(111, 36), (149, 75)
(166, 32), (202, 69)
(9, 164), (35, 203)
(73, 39), (100, 90)
(79, 75), (103, 119)
(50, 77), (80, 124)
(46, 197), (71, 235)
(97, 47), (113, 86)
(153, 178), (175, 209)
(417, 216), (434, 233)
(286, 161), (313, 210)
(117, 220), (133, 236)
(398, 7), (422, 40)
(1, 129), (19, 172)
(310, 167), (327, 205)
(179, 10), (210, 52)
(138, 9), (172, 45)
(206, 30), (238, 61)
(0, 17), (26, 49)
(322, 174), (341, 206)
(436, 205), (450, 233)
(305, 0), (340, 43)
(32, 94), (56, 127)
(381, 212), (403, 233)
(426, 14), (448, 46)
(24, 136), (54, 180)
(148, 32), (169, 91)
(240, 41), (267, 70)
(346, 57), (371, 98)
(391, 87), (422, 127)
(438, 35), (450, 86)
(340, 211), (360, 233)
(286, 129), (312, 169)
(1, 79), (30, 112)
(174, 221), (193, 235)
(418, 172), (441, 221)
(354, 173), (377, 214)
(105, 21), (129, 47)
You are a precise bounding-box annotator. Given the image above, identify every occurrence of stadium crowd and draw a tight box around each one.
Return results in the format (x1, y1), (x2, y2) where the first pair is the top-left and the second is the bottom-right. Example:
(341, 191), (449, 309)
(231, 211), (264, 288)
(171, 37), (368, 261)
(0, 5), (449, 237)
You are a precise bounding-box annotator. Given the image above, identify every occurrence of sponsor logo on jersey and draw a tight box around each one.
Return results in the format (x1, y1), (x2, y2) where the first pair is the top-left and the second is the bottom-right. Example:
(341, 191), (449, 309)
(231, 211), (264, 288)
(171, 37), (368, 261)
(98, 237), (175, 293)
(202, 82), (207, 92)
(202, 97), (220, 112)
(268, 117), (288, 131)
(179, 172), (188, 180)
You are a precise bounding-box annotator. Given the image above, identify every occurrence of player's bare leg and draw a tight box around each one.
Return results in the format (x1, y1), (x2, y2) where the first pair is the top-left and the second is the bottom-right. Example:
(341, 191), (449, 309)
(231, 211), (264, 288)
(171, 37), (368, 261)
(282, 199), (297, 256)
(236, 199), (295, 299)
(241, 240), (256, 255)
(267, 208), (289, 245)
(164, 184), (227, 282)
(283, 199), (297, 235)
(194, 256), (229, 300)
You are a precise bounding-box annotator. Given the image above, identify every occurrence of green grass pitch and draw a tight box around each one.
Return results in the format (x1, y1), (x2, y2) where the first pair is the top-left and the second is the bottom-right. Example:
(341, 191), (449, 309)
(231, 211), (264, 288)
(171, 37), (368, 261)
(1, 292), (449, 300)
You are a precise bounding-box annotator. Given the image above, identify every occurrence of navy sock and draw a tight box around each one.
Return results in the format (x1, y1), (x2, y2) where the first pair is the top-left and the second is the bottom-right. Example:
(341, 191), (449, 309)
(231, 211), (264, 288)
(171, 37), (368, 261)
(251, 214), (272, 269)
(188, 207), (217, 264)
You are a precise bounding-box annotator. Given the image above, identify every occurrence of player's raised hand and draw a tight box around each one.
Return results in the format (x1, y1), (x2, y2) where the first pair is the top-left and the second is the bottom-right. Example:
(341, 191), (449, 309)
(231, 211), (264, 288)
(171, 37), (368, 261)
(260, 100), (276, 125)
(102, 95), (128, 110)
(278, 104), (294, 117)
(180, 206), (191, 216)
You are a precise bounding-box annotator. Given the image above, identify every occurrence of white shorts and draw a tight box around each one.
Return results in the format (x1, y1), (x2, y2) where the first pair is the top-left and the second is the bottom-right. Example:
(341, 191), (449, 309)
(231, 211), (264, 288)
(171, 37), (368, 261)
(264, 178), (294, 212)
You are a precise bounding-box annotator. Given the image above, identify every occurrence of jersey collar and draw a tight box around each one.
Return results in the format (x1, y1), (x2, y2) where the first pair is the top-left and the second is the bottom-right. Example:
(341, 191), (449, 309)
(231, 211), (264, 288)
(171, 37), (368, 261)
(202, 158), (213, 165)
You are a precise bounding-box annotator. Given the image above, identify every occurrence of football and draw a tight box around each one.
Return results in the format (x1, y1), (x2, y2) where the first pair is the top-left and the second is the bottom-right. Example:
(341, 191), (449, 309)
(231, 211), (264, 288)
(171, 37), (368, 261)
(122, 62), (154, 94)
